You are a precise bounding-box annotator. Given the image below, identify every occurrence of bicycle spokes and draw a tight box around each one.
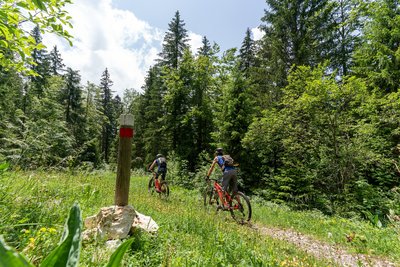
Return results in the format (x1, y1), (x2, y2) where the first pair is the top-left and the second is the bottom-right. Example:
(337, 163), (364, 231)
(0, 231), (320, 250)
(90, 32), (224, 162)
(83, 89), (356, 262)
(230, 192), (251, 224)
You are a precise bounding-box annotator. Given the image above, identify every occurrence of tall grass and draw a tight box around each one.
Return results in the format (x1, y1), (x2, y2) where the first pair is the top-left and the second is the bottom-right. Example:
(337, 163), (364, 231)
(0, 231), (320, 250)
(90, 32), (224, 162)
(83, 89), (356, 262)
(1, 169), (398, 266)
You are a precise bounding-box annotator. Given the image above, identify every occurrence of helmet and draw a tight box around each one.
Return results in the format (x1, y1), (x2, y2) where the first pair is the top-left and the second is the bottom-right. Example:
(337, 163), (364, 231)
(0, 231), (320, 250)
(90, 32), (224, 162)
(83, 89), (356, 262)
(215, 148), (223, 155)
(156, 154), (163, 158)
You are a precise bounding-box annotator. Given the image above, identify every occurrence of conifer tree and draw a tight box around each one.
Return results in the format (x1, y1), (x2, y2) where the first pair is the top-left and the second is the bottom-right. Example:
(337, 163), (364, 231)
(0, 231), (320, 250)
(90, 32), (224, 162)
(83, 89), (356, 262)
(139, 65), (169, 162)
(30, 25), (51, 97)
(158, 10), (190, 69)
(197, 36), (212, 57)
(260, 0), (335, 88)
(49, 45), (65, 76)
(60, 67), (85, 148)
(238, 28), (256, 77)
(99, 68), (114, 163)
(353, 0), (400, 92)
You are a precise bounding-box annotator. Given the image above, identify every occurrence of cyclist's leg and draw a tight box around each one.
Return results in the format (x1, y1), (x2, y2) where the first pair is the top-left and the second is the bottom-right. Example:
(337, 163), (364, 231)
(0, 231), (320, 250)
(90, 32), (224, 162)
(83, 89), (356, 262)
(160, 169), (166, 181)
(229, 170), (238, 197)
(221, 171), (234, 206)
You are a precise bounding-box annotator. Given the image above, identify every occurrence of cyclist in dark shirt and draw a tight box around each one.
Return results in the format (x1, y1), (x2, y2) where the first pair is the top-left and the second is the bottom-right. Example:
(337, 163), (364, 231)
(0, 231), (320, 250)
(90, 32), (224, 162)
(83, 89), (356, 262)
(206, 148), (238, 208)
(148, 154), (167, 192)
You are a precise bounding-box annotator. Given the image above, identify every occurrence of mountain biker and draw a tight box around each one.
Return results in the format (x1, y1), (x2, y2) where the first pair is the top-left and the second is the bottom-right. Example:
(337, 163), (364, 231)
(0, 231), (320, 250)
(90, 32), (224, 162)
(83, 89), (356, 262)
(148, 154), (167, 193)
(206, 148), (238, 208)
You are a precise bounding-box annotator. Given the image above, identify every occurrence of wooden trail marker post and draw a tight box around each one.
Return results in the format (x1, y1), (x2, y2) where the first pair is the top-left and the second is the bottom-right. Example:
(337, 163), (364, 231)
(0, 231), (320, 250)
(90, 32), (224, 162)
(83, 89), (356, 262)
(82, 113), (159, 243)
(115, 114), (134, 206)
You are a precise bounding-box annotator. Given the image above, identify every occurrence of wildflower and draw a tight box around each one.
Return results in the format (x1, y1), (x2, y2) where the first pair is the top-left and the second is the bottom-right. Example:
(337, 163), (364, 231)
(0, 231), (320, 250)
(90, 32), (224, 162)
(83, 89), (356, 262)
(39, 227), (47, 232)
(49, 228), (57, 234)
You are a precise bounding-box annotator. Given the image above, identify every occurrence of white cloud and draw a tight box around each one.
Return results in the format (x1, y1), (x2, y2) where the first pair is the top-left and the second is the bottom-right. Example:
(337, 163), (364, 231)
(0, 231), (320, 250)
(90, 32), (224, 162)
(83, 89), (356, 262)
(251, 27), (264, 41)
(188, 32), (203, 54)
(43, 0), (164, 96)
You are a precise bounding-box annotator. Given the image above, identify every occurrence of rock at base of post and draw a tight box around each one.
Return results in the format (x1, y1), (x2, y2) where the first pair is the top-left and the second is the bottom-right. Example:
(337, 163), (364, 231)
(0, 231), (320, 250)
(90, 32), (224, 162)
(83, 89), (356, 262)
(82, 205), (159, 241)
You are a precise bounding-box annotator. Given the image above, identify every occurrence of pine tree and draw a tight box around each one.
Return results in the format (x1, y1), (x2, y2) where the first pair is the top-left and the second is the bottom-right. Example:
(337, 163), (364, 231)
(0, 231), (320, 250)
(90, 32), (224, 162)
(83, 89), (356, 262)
(238, 28), (256, 77)
(80, 81), (102, 167)
(99, 68), (115, 163)
(61, 68), (82, 124)
(260, 0), (335, 87)
(158, 10), (190, 69)
(60, 68), (86, 148)
(324, 0), (364, 77)
(197, 36), (212, 57)
(352, 0), (400, 92)
(139, 65), (168, 162)
(49, 45), (65, 76)
(30, 25), (51, 97)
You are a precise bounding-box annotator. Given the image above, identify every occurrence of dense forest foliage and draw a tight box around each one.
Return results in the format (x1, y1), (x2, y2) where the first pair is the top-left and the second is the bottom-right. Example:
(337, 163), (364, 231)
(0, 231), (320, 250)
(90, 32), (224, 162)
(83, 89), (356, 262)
(1, 0), (400, 221)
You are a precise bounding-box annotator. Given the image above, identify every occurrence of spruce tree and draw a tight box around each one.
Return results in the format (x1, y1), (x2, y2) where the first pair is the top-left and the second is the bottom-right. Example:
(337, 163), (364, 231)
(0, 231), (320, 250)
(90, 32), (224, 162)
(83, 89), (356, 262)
(158, 10), (190, 69)
(30, 25), (50, 97)
(49, 45), (65, 76)
(60, 67), (85, 148)
(99, 68), (114, 163)
(352, 0), (400, 92)
(140, 65), (168, 162)
(238, 28), (256, 77)
(197, 36), (212, 57)
(260, 0), (335, 87)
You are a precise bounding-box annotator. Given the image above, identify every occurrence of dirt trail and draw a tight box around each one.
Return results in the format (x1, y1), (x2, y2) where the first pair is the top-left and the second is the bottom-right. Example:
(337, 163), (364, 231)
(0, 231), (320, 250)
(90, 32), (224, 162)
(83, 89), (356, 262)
(252, 224), (397, 267)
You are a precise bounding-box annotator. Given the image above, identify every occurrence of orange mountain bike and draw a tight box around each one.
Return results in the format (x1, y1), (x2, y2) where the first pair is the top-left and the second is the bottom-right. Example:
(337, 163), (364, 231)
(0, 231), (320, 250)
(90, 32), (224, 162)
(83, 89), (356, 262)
(203, 178), (251, 224)
(148, 171), (169, 198)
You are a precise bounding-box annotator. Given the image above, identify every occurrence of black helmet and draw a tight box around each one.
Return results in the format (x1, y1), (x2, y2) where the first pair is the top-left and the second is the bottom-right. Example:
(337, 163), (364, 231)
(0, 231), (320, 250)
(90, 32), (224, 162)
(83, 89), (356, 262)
(215, 148), (223, 155)
(156, 154), (163, 158)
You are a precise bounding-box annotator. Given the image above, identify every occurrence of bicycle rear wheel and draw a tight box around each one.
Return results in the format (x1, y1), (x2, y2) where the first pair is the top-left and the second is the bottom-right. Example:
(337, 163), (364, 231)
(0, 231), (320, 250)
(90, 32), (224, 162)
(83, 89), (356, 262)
(230, 191), (251, 224)
(159, 181), (169, 198)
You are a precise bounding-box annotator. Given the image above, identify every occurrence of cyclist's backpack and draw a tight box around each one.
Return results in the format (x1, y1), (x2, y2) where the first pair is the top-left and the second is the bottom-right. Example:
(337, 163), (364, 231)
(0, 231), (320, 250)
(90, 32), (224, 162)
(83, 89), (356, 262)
(222, 155), (235, 167)
(157, 157), (167, 168)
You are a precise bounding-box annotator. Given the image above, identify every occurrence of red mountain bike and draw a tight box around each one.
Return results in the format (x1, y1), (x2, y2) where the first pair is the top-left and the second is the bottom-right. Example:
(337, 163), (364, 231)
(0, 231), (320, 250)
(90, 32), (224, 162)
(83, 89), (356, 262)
(203, 178), (251, 224)
(148, 171), (169, 198)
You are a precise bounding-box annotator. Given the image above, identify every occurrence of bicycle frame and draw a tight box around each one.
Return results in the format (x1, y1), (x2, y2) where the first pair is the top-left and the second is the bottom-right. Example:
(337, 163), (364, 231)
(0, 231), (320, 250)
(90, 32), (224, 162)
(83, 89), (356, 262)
(212, 179), (233, 207)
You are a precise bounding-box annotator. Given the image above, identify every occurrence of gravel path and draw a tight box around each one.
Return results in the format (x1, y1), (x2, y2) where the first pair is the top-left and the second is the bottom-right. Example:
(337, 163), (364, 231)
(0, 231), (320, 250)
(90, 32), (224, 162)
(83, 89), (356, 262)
(252, 224), (397, 267)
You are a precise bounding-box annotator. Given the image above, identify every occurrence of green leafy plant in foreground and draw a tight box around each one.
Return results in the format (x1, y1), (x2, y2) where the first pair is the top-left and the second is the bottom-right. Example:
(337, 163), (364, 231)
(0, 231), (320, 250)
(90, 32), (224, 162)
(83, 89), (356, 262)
(0, 203), (133, 267)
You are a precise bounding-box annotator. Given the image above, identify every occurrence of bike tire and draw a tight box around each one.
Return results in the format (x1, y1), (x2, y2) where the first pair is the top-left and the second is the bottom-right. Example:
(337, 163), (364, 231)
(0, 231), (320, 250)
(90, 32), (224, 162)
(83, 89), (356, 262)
(203, 186), (219, 208)
(159, 181), (169, 198)
(148, 177), (155, 194)
(230, 191), (252, 224)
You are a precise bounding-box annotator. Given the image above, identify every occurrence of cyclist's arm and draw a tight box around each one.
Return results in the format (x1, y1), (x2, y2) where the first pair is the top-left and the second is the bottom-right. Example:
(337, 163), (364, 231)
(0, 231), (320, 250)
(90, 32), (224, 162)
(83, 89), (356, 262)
(207, 157), (218, 177)
(148, 160), (156, 172)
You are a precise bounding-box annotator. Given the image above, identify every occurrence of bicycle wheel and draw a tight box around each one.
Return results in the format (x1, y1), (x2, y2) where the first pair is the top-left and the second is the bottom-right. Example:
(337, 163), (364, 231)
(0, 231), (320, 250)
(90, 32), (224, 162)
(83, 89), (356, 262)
(148, 177), (155, 194)
(159, 181), (169, 198)
(230, 191), (252, 224)
(203, 186), (219, 208)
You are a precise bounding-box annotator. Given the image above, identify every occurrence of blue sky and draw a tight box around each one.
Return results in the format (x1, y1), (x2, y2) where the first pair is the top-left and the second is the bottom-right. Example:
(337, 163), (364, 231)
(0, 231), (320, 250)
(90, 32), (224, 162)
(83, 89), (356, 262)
(114, 0), (266, 52)
(44, 0), (266, 96)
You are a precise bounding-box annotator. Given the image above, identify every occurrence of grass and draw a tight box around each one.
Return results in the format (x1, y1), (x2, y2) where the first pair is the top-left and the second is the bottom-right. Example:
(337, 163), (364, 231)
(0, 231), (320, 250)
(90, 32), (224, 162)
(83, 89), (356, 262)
(1, 169), (399, 266)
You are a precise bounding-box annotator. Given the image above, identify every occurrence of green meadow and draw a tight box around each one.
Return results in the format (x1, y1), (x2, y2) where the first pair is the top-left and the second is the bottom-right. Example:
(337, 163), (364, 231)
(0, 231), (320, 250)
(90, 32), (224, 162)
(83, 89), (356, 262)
(1, 170), (399, 266)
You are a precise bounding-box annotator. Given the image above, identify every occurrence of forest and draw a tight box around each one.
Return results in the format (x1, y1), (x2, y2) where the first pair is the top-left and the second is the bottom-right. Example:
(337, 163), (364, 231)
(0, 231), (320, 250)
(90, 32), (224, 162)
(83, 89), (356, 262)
(1, 0), (400, 224)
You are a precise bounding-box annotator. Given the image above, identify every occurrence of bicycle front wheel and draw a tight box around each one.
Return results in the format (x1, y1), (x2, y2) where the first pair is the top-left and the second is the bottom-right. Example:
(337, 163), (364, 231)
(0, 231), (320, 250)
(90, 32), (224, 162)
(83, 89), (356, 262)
(203, 186), (219, 208)
(148, 177), (155, 194)
(230, 191), (252, 224)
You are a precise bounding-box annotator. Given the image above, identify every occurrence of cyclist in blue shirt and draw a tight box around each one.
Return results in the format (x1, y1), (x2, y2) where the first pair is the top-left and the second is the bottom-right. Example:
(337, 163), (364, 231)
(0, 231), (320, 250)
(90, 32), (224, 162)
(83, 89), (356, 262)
(206, 148), (238, 207)
(148, 154), (167, 192)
